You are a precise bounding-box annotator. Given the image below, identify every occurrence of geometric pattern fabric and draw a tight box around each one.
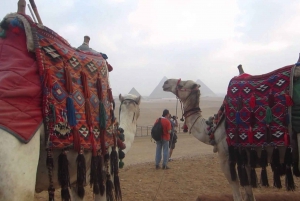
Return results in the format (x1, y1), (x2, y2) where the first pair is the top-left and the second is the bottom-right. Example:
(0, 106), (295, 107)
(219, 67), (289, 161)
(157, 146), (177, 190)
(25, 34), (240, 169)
(225, 65), (294, 147)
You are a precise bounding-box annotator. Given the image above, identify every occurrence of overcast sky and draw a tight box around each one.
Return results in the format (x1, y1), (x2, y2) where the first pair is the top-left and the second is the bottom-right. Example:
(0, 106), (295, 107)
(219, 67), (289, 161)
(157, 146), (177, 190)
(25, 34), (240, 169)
(2, 0), (300, 96)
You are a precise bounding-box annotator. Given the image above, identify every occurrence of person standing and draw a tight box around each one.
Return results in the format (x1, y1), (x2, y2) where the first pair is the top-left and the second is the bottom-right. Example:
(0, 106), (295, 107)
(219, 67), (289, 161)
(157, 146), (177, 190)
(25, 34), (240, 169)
(169, 115), (178, 161)
(155, 109), (172, 169)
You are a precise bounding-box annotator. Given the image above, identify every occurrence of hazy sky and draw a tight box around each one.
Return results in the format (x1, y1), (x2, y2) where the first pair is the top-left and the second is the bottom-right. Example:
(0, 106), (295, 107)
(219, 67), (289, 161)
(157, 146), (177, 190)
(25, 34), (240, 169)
(2, 0), (300, 96)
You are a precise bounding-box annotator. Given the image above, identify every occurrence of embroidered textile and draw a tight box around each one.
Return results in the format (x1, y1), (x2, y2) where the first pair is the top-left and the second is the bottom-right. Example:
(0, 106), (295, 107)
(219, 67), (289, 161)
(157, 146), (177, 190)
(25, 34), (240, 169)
(225, 65), (294, 147)
(32, 21), (114, 150)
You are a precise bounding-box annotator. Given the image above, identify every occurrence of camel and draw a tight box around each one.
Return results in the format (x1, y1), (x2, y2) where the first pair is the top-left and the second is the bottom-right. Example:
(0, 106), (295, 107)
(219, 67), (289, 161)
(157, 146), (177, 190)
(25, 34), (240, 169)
(0, 93), (141, 201)
(162, 75), (299, 201)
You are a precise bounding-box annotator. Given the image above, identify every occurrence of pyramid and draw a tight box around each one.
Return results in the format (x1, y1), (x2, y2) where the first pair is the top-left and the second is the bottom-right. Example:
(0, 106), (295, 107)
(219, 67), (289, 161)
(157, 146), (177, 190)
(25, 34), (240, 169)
(128, 87), (141, 97)
(195, 79), (216, 97)
(148, 76), (176, 99)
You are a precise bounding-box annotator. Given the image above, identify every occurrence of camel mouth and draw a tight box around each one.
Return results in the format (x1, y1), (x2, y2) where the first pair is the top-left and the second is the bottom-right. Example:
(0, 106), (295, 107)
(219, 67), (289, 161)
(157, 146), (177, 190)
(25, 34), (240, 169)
(162, 86), (170, 91)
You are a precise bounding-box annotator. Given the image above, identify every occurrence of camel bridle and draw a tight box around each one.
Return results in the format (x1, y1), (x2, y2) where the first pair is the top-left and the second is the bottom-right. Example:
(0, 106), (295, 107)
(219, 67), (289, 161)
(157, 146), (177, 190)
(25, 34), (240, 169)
(175, 79), (201, 121)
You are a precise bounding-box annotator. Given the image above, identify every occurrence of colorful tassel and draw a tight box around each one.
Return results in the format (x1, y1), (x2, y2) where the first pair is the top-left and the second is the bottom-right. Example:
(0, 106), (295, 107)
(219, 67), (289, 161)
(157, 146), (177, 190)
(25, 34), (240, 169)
(64, 67), (73, 94)
(76, 151), (86, 199)
(265, 107), (273, 124)
(284, 133), (290, 146)
(268, 92), (275, 108)
(80, 71), (90, 99)
(72, 129), (81, 152)
(106, 175), (114, 201)
(249, 94), (256, 109)
(58, 151), (71, 201)
(107, 88), (113, 102)
(114, 174), (122, 201)
(66, 97), (77, 126)
(85, 102), (92, 127)
(271, 147), (282, 189)
(250, 148), (258, 188)
(284, 147), (295, 191)
(260, 148), (269, 187)
(90, 156), (100, 194)
(240, 149), (249, 186)
(97, 154), (105, 196)
(49, 104), (56, 123)
(285, 93), (294, 106)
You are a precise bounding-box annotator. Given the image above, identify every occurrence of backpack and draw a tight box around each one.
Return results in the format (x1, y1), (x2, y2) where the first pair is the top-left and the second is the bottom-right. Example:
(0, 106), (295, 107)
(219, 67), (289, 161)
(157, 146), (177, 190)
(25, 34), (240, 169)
(151, 118), (163, 141)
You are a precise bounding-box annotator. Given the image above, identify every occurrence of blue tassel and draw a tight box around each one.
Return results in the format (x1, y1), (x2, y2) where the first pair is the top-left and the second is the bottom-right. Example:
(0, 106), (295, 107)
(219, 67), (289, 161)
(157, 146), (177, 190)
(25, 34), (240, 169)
(10, 17), (23, 29)
(236, 112), (241, 125)
(67, 97), (77, 126)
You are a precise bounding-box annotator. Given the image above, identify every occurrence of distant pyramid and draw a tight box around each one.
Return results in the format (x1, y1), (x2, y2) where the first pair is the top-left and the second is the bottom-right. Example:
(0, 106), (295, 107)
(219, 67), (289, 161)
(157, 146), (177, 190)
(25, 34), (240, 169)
(148, 76), (176, 99)
(195, 79), (216, 97)
(128, 87), (141, 97)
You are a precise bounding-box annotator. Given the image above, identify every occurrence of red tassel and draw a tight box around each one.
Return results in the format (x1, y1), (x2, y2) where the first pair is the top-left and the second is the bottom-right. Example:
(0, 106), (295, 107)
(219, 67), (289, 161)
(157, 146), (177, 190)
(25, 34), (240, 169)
(44, 69), (53, 88)
(65, 67), (73, 94)
(80, 71), (90, 98)
(97, 77), (103, 101)
(117, 138), (126, 150)
(12, 27), (20, 34)
(73, 128), (81, 152)
(249, 94), (256, 109)
(284, 133), (290, 146)
(85, 102), (92, 127)
(285, 94), (294, 106)
(106, 61), (113, 72)
(107, 88), (113, 102)
(248, 127), (253, 144)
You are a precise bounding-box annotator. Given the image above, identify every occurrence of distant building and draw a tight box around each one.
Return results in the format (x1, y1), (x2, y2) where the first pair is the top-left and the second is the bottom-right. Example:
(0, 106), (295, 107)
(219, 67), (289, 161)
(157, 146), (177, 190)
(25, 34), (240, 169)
(128, 87), (142, 97)
(195, 79), (216, 97)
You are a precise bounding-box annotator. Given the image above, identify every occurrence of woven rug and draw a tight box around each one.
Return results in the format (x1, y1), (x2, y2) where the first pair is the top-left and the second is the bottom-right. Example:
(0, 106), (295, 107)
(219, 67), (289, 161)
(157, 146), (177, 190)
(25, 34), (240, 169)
(225, 65), (294, 147)
(31, 20), (115, 151)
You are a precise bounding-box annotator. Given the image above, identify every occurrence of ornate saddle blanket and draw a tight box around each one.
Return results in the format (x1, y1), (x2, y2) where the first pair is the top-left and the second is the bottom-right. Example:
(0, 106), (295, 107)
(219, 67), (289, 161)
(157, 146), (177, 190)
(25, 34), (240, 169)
(0, 14), (115, 151)
(225, 65), (294, 147)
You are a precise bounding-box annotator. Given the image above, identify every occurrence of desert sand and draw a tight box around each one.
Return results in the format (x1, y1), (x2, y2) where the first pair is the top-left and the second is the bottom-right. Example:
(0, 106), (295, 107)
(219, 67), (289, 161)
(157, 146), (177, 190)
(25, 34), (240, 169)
(34, 97), (300, 201)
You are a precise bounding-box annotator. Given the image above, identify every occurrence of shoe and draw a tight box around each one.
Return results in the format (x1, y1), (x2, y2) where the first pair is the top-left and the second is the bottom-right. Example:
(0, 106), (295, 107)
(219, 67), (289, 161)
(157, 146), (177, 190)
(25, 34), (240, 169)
(168, 158), (173, 162)
(162, 165), (170, 169)
(155, 165), (160, 169)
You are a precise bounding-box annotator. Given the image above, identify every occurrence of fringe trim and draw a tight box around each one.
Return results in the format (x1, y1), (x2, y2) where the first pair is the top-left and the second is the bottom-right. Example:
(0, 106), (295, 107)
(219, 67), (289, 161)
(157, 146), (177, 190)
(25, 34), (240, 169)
(58, 150), (71, 201)
(260, 148), (269, 187)
(271, 147), (282, 189)
(76, 151), (86, 198)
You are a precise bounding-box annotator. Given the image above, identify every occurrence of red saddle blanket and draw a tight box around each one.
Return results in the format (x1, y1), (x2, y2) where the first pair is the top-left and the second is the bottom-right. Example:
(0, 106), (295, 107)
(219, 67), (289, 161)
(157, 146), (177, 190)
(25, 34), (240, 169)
(225, 65), (294, 147)
(0, 24), (42, 143)
(0, 15), (115, 151)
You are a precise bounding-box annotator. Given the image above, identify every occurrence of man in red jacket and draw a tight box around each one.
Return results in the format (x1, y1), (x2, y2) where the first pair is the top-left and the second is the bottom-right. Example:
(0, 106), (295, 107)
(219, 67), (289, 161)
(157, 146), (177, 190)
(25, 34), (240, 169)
(155, 109), (172, 169)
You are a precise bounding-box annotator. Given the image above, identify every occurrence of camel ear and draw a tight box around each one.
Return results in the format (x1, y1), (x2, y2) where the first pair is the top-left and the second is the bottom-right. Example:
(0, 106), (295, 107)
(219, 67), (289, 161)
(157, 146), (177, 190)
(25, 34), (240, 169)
(192, 84), (200, 89)
(135, 95), (141, 105)
(119, 94), (124, 102)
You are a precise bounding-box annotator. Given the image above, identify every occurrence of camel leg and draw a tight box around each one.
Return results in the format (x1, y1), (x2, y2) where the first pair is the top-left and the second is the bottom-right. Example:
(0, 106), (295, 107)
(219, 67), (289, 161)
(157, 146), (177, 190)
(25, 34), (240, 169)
(219, 156), (243, 201)
(243, 165), (256, 201)
(0, 128), (40, 201)
(70, 186), (85, 201)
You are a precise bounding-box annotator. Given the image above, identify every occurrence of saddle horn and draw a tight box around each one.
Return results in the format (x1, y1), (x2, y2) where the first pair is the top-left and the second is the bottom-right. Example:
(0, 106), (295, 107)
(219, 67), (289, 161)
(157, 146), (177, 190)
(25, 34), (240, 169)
(237, 64), (244, 75)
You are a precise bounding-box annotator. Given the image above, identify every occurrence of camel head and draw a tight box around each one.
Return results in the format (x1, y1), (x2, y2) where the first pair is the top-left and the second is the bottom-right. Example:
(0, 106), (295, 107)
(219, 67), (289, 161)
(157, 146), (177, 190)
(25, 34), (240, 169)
(118, 93), (141, 154)
(163, 79), (200, 103)
(118, 93), (141, 120)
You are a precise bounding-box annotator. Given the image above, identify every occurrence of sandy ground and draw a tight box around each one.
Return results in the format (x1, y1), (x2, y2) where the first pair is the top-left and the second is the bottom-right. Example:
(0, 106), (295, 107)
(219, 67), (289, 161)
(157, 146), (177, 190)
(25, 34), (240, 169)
(34, 97), (300, 201)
